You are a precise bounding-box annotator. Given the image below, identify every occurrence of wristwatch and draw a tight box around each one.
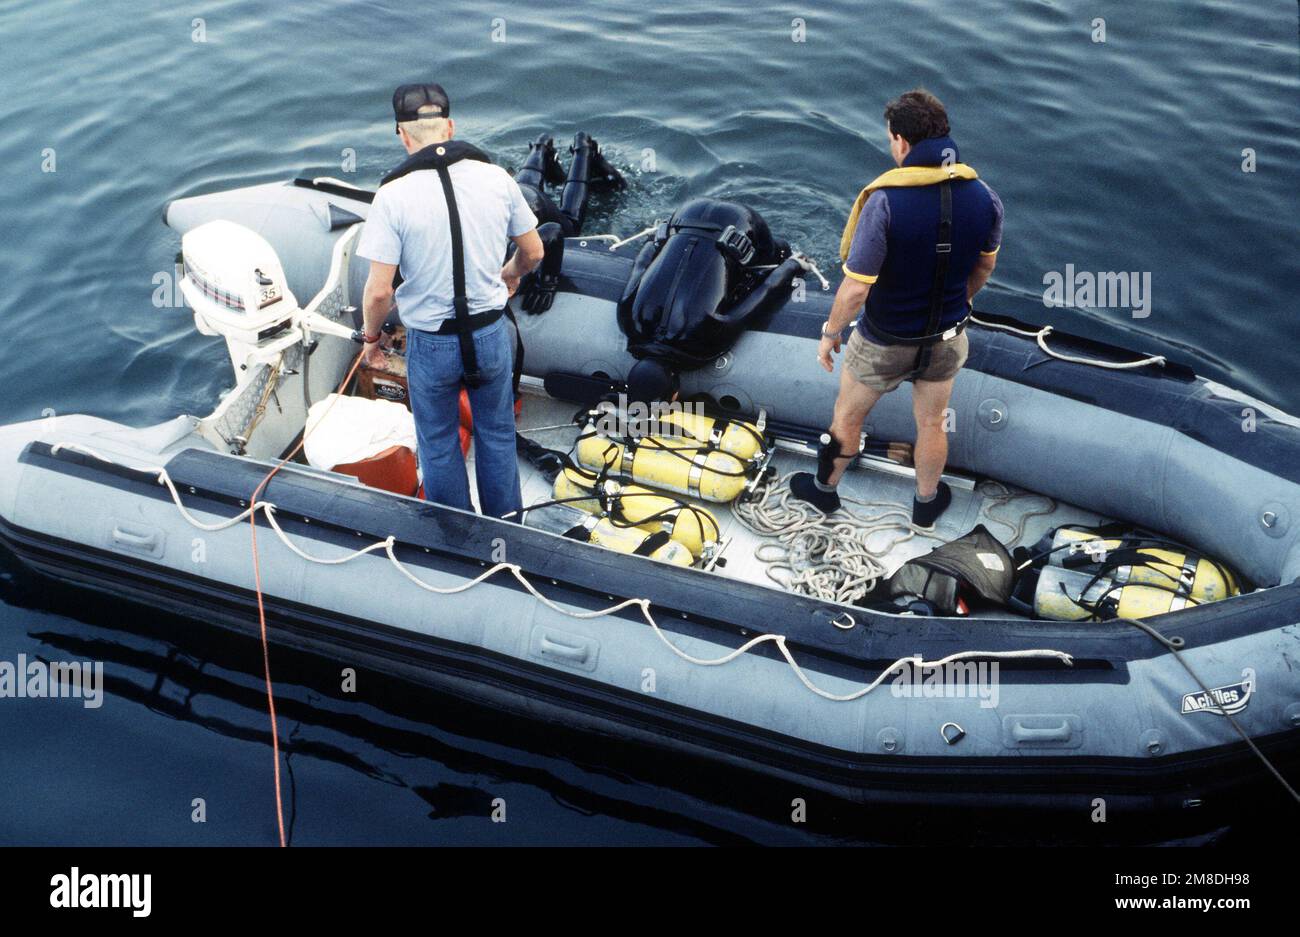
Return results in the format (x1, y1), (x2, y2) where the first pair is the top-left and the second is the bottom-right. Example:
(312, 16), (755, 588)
(821, 322), (840, 338)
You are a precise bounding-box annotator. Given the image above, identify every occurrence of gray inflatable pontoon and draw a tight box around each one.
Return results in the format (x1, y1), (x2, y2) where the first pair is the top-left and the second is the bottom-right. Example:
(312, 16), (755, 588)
(1, 173), (1297, 822)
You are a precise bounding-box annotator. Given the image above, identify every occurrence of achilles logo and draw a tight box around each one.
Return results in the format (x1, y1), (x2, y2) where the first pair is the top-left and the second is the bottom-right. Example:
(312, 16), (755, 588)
(1180, 668), (1254, 716)
(49, 867), (151, 918)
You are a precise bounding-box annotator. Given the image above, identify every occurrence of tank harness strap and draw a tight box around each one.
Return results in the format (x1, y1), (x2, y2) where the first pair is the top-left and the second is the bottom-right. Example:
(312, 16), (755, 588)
(633, 530), (673, 557)
(503, 303), (525, 397)
(816, 432), (860, 485)
(914, 181), (952, 375)
(686, 452), (710, 498)
(707, 418), (726, 449)
(432, 163), (484, 389)
(561, 514), (601, 543)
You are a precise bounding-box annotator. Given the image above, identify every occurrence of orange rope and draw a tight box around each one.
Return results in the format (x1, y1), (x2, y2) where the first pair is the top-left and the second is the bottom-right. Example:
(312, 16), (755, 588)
(248, 349), (366, 846)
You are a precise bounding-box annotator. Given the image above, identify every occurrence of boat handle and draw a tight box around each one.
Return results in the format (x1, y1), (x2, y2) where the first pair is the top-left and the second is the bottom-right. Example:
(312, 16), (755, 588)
(1010, 720), (1072, 743)
(538, 634), (591, 664)
(112, 526), (159, 550)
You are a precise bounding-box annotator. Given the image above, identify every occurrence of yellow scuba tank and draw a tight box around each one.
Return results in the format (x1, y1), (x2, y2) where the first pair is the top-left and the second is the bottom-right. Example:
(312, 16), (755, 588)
(524, 502), (694, 567)
(652, 409), (766, 462)
(575, 434), (750, 503)
(1033, 567), (1209, 620)
(552, 468), (720, 560)
(1048, 528), (1239, 602)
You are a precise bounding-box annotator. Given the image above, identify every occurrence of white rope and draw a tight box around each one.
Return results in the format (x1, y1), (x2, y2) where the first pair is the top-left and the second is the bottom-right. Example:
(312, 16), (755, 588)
(731, 470), (937, 604)
(48, 443), (1075, 701)
(51, 442), (254, 531)
(791, 251), (832, 291)
(969, 314), (1166, 370)
(264, 505), (394, 565)
(632, 605), (1071, 701)
(583, 225), (657, 252)
(975, 480), (1057, 546)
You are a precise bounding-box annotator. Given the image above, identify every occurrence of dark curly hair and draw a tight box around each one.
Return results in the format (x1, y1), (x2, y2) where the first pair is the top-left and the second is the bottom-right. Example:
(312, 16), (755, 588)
(883, 90), (950, 144)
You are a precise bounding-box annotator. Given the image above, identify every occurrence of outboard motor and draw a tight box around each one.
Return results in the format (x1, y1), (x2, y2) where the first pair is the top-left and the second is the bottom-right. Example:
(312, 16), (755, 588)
(181, 220), (299, 350)
(179, 219), (361, 381)
(617, 198), (805, 384)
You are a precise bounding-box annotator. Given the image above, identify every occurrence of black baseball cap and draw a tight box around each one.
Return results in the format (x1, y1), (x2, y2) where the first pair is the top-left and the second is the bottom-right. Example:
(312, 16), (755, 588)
(392, 83), (450, 130)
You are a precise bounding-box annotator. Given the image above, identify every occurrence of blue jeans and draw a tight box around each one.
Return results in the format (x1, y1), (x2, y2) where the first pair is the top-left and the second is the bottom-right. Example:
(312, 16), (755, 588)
(406, 318), (522, 519)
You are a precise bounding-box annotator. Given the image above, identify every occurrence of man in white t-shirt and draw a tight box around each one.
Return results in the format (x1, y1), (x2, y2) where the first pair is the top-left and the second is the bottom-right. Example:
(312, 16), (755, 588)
(356, 83), (543, 519)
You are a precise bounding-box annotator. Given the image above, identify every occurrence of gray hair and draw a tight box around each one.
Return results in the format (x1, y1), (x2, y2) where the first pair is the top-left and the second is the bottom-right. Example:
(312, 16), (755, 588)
(399, 108), (450, 146)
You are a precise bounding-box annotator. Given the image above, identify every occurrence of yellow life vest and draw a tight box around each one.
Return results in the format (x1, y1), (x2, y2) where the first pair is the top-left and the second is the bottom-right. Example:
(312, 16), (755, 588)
(839, 163), (980, 261)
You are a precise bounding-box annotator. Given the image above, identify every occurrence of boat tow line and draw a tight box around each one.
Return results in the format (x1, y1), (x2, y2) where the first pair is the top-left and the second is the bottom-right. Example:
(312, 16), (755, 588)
(968, 314), (1167, 371)
(1115, 616), (1300, 807)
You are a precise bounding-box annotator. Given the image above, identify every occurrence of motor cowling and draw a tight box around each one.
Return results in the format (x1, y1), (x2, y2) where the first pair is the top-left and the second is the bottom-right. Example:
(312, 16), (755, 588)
(179, 220), (299, 345)
(617, 198), (796, 370)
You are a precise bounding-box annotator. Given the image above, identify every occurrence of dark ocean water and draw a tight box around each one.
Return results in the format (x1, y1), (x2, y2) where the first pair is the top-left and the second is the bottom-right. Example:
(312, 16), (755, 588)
(0, 0), (1297, 844)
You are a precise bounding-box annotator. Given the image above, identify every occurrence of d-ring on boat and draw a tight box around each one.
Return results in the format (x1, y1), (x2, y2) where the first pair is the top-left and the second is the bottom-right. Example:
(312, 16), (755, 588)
(0, 157), (1297, 822)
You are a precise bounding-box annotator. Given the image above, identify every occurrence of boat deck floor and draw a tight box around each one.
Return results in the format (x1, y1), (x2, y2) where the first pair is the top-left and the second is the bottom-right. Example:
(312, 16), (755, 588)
(471, 393), (1114, 610)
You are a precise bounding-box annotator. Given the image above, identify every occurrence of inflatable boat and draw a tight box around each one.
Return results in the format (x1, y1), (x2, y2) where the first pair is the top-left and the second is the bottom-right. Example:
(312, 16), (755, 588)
(1, 170), (1298, 822)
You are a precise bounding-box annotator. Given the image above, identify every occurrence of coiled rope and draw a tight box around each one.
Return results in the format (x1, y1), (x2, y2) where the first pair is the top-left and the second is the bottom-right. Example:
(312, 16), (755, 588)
(731, 470), (937, 603)
(969, 314), (1166, 370)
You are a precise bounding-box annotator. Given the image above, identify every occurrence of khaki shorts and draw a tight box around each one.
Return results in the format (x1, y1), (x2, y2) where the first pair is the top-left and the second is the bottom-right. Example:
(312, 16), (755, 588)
(843, 328), (969, 392)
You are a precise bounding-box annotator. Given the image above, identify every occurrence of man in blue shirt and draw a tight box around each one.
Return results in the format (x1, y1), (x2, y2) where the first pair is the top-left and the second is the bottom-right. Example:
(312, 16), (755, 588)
(357, 84), (544, 519)
(790, 90), (1002, 529)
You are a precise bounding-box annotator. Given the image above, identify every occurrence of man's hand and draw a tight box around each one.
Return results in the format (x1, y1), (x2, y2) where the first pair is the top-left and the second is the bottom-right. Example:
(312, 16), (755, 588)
(817, 278), (870, 373)
(361, 341), (388, 371)
(818, 333), (842, 372)
(502, 267), (521, 297)
(362, 260), (398, 361)
(502, 229), (544, 300)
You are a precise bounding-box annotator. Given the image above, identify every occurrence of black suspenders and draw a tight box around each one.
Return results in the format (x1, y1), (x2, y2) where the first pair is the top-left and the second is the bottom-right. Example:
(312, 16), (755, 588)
(913, 181), (952, 375)
(432, 163), (485, 389)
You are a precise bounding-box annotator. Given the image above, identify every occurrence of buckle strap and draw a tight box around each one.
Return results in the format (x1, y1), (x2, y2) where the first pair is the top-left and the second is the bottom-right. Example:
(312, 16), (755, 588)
(863, 313), (968, 347)
(715, 224), (755, 265)
(913, 181), (953, 375)
(433, 162), (483, 389)
(428, 306), (505, 335)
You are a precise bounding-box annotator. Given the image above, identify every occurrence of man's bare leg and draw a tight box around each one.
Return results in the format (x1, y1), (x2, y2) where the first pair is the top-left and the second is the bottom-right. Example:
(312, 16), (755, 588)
(910, 376), (956, 525)
(789, 367), (883, 511)
(826, 364), (884, 487)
